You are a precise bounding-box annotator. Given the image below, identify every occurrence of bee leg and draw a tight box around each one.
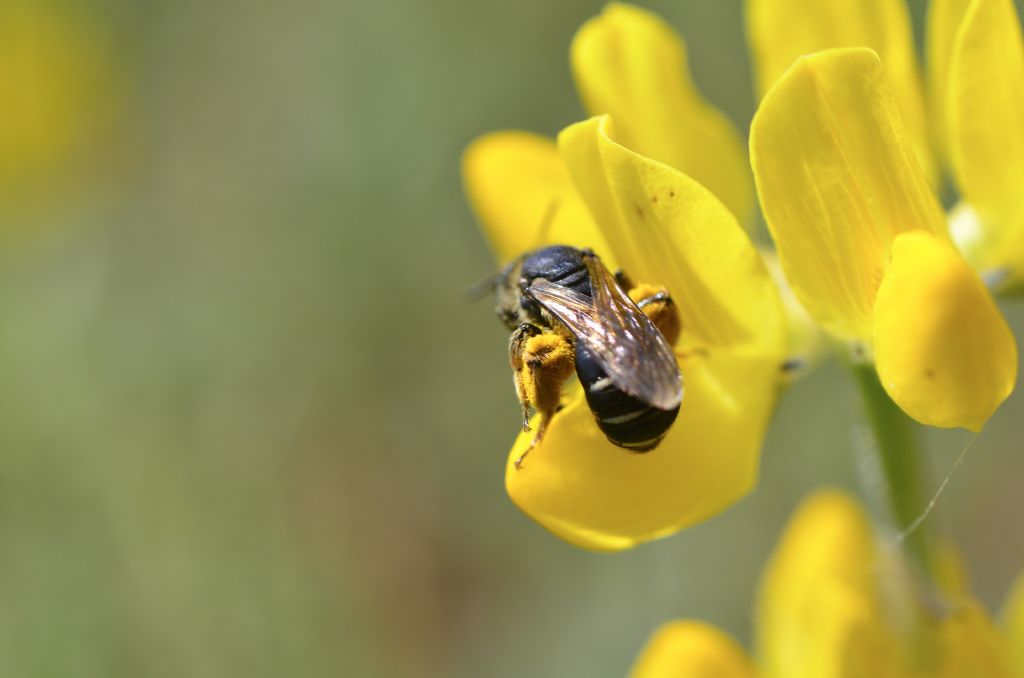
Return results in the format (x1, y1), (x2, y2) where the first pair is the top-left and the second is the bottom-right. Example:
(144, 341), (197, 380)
(636, 290), (669, 309)
(628, 284), (681, 346)
(509, 324), (541, 431)
(515, 411), (552, 470)
(511, 332), (575, 470)
(614, 268), (636, 291)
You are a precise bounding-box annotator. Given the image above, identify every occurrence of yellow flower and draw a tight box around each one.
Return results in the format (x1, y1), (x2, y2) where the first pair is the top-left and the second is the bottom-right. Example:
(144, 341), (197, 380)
(631, 490), (1017, 677)
(464, 117), (785, 551)
(0, 0), (117, 217)
(463, 5), (786, 551)
(572, 3), (754, 226)
(746, 0), (935, 184)
(747, 0), (1024, 289)
(750, 47), (1016, 431)
(571, 3), (818, 365)
(945, 0), (1024, 287)
(631, 621), (755, 678)
(564, 3), (1016, 432)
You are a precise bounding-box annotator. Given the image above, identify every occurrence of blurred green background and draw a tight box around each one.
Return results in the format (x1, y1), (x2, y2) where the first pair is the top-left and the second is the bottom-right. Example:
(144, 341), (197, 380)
(1, 0), (1022, 676)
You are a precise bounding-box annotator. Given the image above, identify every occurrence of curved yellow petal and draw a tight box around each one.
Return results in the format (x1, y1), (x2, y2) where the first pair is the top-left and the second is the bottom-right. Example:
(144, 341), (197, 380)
(559, 115), (785, 354)
(746, 0), (935, 182)
(461, 131), (611, 264)
(756, 490), (901, 678)
(506, 350), (778, 551)
(948, 0), (1024, 281)
(1003, 570), (1024, 676)
(873, 231), (1017, 431)
(925, 0), (972, 164)
(571, 3), (754, 225)
(750, 48), (947, 341)
(630, 621), (754, 678)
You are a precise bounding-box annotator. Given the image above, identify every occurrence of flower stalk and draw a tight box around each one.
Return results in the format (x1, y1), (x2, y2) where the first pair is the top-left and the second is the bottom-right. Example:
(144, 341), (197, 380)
(850, 360), (934, 577)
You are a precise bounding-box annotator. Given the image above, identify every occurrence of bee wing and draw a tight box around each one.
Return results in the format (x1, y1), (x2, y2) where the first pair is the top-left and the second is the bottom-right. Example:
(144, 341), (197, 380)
(529, 254), (683, 410)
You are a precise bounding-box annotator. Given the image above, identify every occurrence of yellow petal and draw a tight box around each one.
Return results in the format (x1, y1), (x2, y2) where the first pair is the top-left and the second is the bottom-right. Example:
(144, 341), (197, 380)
(507, 350), (778, 551)
(559, 115), (785, 354)
(930, 600), (1013, 678)
(630, 621), (754, 678)
(948, 0), (1024, 281)
(750, 48), (947, 341)
(766, 493), (876, 603)
(461, 131), (611, 265)
(746, 0), (935, 182)
(571, 3), (754, 225)
(756, 490), (902, 678)
(873, 231), (1017, 431)
(925, 0), (972, 164)
(1003, 570), (1024, 676)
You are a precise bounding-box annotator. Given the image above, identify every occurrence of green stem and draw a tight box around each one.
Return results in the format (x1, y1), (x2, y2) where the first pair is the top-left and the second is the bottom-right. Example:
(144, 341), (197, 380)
(849, 361), (934, 576)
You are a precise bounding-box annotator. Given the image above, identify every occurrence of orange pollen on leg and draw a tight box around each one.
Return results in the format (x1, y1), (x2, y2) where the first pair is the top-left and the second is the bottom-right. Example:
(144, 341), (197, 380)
(520, 333), (575, 414)
(629, 283), (681, 346)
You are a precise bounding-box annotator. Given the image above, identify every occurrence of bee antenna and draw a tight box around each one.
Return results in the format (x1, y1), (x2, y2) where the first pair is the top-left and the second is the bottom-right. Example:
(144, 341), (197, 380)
(467, 197), (560, 304)
(465, 270), (501, 303)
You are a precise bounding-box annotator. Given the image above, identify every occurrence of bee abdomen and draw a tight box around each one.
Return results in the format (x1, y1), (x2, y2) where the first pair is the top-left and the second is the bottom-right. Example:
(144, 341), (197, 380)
(596, 402), (678, 451)
(576, 346), (679, 452)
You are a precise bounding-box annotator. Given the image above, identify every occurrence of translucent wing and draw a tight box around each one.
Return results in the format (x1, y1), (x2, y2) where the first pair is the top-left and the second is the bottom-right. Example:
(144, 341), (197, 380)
(529, 253), (683, 410)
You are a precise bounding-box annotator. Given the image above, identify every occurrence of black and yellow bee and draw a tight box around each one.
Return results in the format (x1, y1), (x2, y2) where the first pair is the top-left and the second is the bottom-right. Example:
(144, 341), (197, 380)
(493, 245), (684, 469)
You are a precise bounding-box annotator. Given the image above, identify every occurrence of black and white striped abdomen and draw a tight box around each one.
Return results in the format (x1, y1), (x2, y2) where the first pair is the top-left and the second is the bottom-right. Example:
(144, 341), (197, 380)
(574, 344), (679, 452)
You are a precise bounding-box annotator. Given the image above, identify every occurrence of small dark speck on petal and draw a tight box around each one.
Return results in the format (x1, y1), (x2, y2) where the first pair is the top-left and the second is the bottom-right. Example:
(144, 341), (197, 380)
(668, 190), (676, 198)
(925, 368), (935, 380)
(651, 195), (658, 203)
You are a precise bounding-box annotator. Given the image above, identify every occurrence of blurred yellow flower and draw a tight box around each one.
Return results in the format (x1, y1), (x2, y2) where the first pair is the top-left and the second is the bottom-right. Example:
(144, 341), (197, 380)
(631, 620), (755, 678)
(632, 490), (1019, 678)
(0, 0), (116, 215)
(750, 47), (1016, 431)
(945, 0), (1024, 287)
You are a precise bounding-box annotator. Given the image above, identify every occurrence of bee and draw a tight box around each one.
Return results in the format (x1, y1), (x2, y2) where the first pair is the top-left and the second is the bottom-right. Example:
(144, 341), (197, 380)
(494, 245), (684, 469)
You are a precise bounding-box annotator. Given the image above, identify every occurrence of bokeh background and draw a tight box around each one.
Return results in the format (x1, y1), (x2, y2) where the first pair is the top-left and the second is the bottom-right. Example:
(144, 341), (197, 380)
(1, 0), (1022, 675)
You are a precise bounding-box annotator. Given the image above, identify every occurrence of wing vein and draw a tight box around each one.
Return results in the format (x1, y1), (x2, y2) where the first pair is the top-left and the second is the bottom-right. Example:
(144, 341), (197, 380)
(529, 253), (682, 410)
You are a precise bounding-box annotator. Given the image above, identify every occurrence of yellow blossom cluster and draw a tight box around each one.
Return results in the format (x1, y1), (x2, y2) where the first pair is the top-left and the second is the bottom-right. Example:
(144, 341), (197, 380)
(463, 0), (1018, 550)
(632, 490), (1024, 678)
